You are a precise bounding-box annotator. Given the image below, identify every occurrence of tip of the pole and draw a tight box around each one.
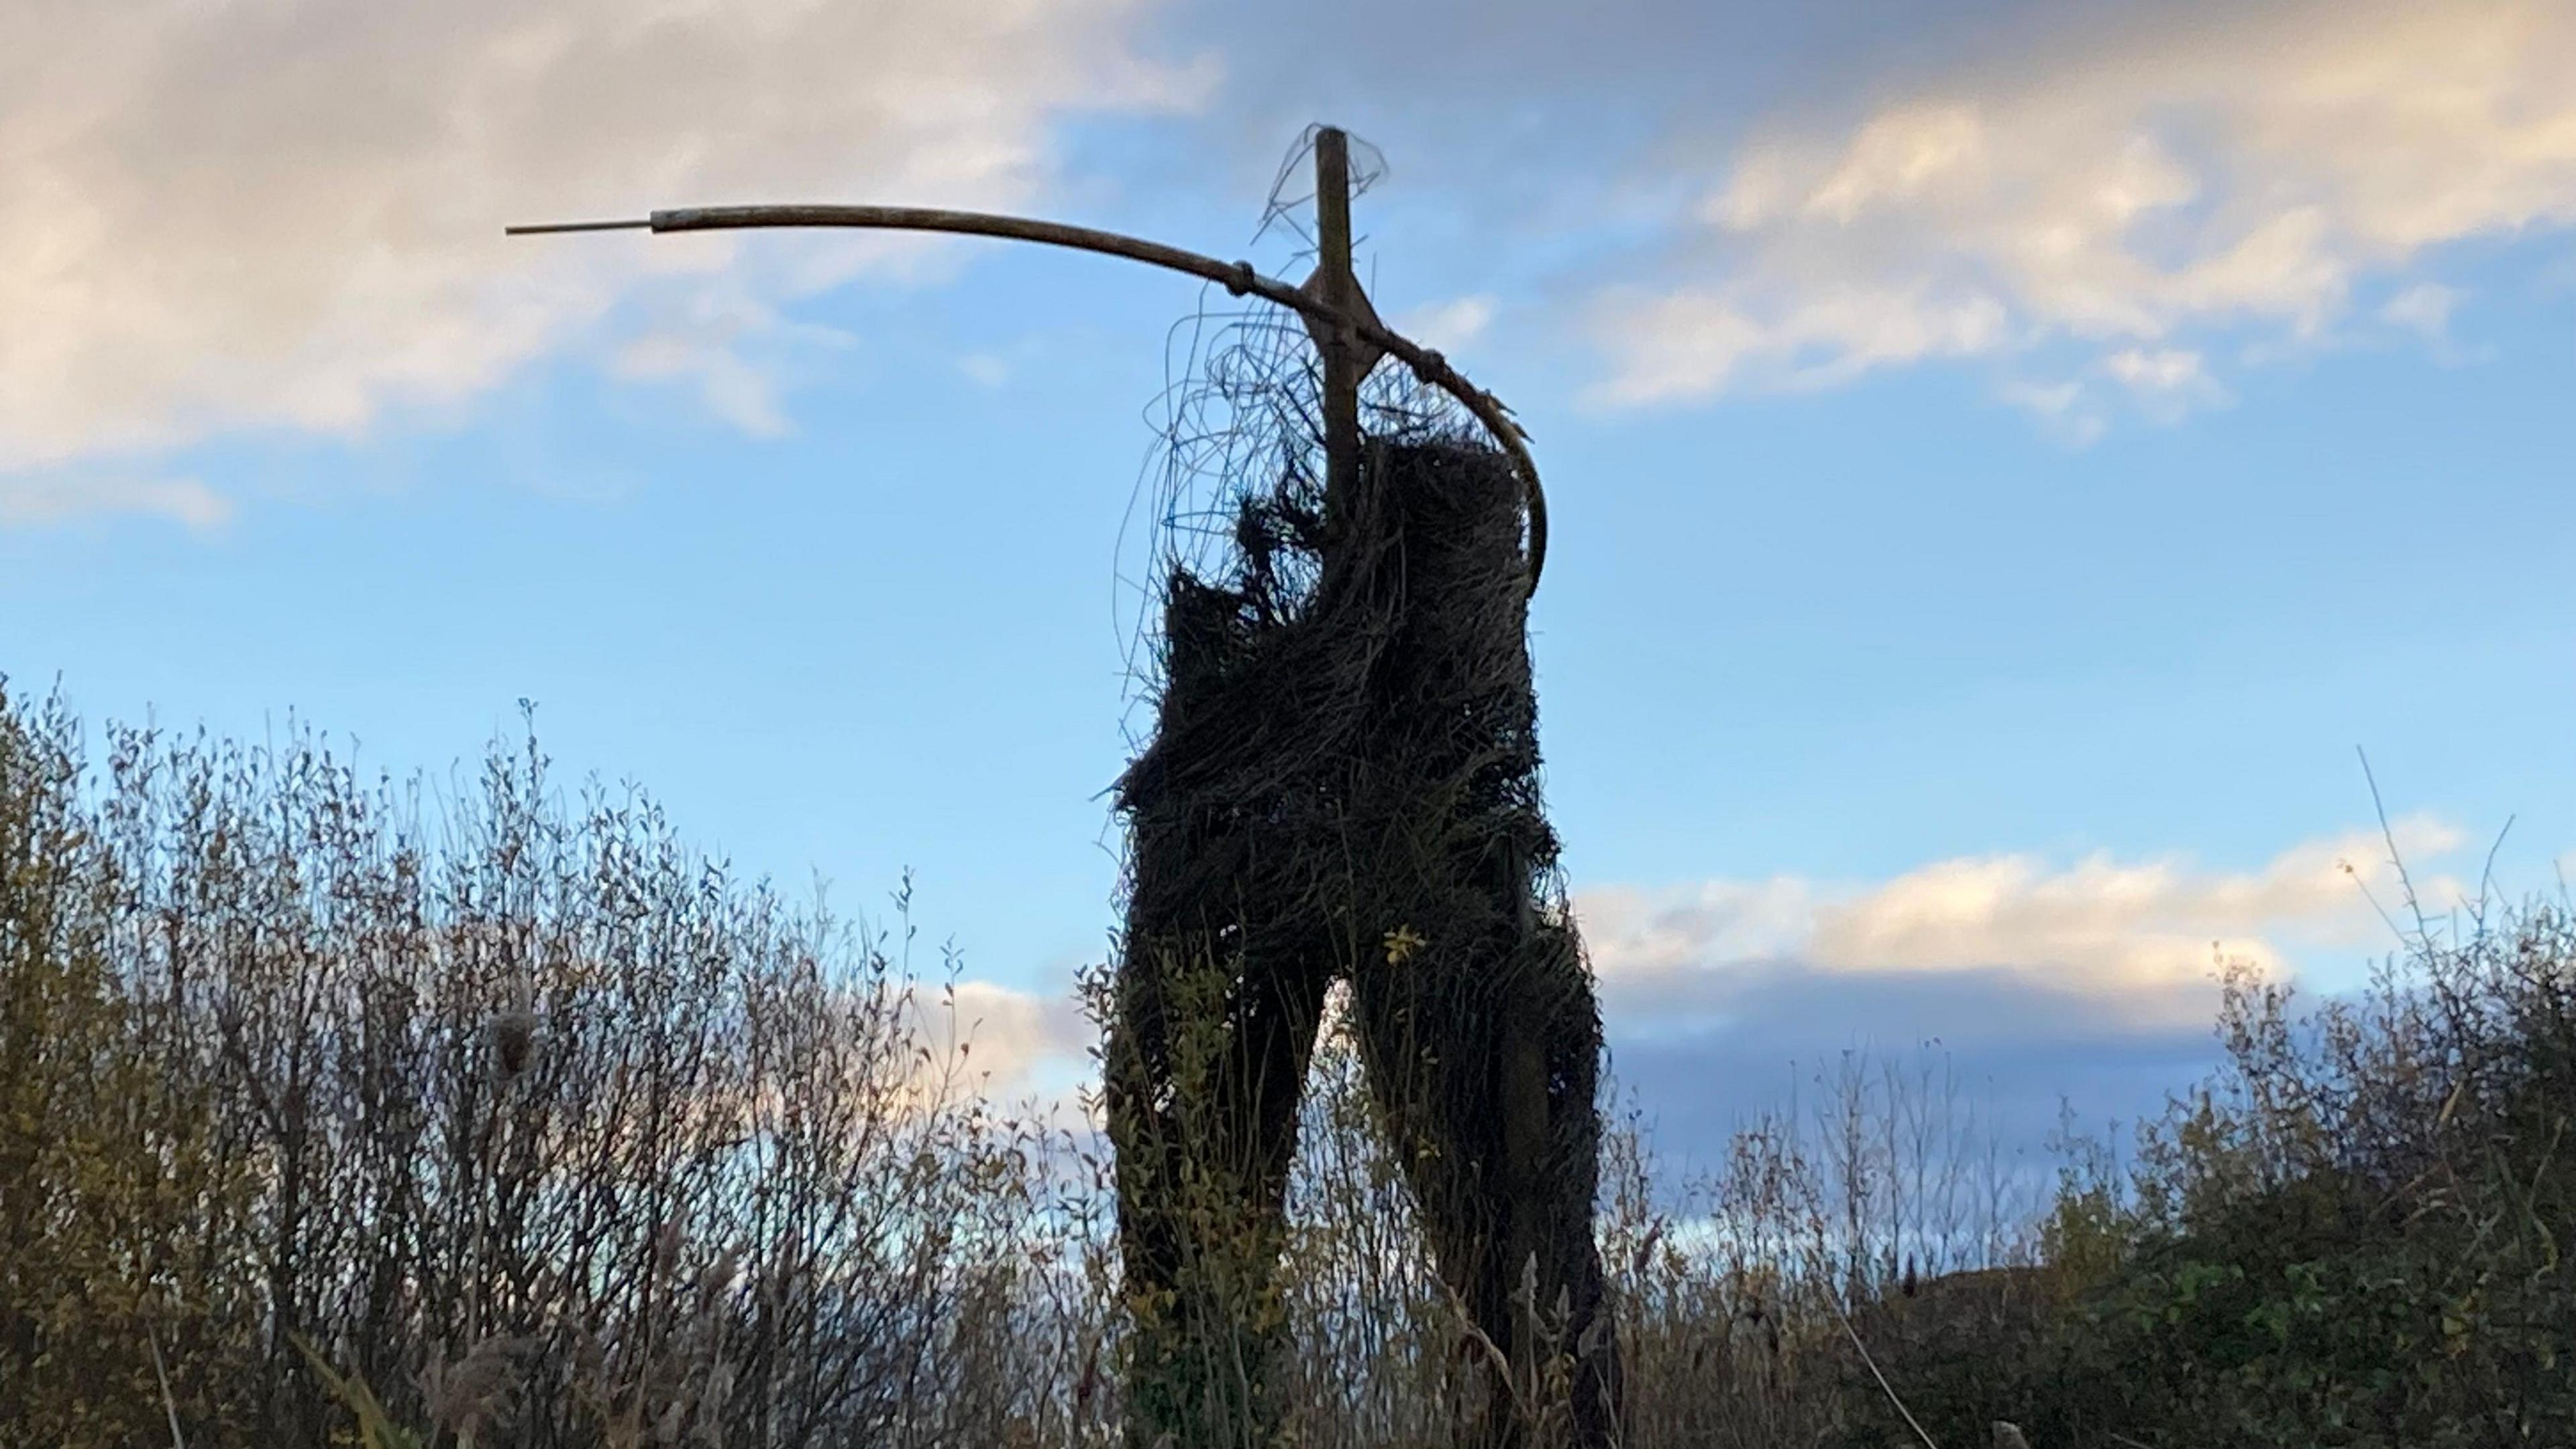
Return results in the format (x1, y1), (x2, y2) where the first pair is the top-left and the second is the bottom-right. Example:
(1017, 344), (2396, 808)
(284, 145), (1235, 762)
(504, 218), (651, 235)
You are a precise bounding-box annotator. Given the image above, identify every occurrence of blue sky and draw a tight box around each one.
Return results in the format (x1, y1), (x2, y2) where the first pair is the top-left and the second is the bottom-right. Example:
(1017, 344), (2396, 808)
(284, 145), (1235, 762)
(5, 0), (2573, 1177)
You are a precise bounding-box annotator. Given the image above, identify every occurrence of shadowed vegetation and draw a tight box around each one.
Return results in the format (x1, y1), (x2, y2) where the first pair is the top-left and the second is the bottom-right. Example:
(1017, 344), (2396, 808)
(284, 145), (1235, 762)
(5, 678), (2569, 1447)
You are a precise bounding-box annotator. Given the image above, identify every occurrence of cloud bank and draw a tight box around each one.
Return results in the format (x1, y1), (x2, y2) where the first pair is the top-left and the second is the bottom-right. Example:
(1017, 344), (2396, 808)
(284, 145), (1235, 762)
(17, 0), (2574, 515)
(0, 0), (1208, 500)
(941, 819), (2474, 1171)
(0, 472), (233, 531)
(1591, 0), (2576, 421)
(1576, 819), (2473, 1159)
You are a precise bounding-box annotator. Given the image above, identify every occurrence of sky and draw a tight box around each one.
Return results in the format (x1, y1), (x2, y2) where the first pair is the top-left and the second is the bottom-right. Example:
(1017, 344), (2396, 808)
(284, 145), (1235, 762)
(5, 0), (2573, 1183)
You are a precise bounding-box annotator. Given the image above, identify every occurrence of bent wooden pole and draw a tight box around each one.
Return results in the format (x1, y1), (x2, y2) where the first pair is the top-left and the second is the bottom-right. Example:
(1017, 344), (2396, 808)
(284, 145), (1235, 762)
(509, 193), (1548, 594)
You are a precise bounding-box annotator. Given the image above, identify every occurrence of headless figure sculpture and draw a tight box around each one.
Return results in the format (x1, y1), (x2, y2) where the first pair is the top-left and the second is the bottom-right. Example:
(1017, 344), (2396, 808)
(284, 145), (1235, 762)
(1107, 438), (1621, 1448)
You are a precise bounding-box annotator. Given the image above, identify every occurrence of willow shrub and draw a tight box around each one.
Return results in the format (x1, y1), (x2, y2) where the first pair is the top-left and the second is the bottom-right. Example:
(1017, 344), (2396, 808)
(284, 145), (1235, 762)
(17, 675), (2562, 1448)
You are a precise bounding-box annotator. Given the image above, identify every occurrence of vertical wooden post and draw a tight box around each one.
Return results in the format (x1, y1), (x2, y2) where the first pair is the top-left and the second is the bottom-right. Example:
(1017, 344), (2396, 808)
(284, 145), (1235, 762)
(1311, 127), (1363, 515)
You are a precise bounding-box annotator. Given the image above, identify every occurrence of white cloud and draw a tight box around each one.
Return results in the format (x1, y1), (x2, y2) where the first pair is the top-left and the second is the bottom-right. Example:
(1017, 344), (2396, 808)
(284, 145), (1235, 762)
(907, 978), (1094, 1107)
(0, 0), (1213, 507)
(606, 283), (855, 438)
(2379, 282), (2460, 341)
(1998, 377), (2108, 447)
(0, 474), (232, 531)
(1590, 283), (2008, 405)
(915, 819), (2485, 1124)
(954, 333), (1060, 390)
(2101, 346), (2229, 421)
(613, 336), (792, 438)
(1580, 817), (2470, 1032)
(2101, 347), (2208, 395)
(1395, 294), (1499, 354)
(1592, 0), (2576, 417)
(957, 353), (1014, 389)
(848, 819), (2553, 1190)
(2377, 280), (2483, 364)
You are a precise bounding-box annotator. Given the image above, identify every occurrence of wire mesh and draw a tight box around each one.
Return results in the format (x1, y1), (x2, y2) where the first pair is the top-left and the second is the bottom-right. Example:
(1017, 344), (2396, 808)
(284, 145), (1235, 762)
(1116, 127), (1481, 745)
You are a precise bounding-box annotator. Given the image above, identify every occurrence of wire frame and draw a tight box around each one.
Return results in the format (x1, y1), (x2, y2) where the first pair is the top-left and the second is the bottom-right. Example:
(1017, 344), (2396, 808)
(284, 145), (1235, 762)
(1116, 129), (1483, 739)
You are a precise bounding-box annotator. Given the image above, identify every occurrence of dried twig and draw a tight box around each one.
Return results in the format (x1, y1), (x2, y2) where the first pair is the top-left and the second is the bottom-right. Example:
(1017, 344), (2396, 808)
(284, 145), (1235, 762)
(1827, 1290), (1940, 1449)
(147, 1326), (186, 1449)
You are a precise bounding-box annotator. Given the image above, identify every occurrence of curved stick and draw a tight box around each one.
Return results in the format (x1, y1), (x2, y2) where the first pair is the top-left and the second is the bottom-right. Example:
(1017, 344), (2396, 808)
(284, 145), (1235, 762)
(509, 204), (1548, 593)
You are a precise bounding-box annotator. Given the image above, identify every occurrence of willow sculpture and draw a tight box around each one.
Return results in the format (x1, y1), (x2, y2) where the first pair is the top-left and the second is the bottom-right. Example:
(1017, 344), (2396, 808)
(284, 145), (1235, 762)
(514, 124), (1619, 1449)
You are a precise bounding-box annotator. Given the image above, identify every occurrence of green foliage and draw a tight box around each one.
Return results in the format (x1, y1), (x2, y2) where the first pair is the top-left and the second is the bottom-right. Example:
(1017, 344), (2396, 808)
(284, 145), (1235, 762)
(1831, 916), (2576, 1448)
(298, 1337), (429, 1449)
(0, 680), (1097, 1449)
(1, 684), (261, 1446)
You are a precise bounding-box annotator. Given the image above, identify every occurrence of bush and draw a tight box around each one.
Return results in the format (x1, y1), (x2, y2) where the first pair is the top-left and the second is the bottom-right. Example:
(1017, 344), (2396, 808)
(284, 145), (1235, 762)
(0, 682), (1100, 1449)
(1, 689), (262, 1445)
(11, 672), (2571, 1448)
(1832, 918), (2576, 1448)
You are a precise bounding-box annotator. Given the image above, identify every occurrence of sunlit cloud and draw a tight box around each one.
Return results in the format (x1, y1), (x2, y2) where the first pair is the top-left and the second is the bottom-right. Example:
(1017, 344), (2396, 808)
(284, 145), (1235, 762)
(0, 473), (233, 531)
(1396, 294), (1500, 354)
(1590, 0), (2576, 422)
(931, 819), (2483, 1173)
(1580, 817), (2467, 1032)
(0, 0), (1214, 511)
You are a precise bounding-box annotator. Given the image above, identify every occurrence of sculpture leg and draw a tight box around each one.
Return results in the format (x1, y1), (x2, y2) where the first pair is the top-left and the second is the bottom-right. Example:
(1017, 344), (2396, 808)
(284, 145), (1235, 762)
(1349, 916), (1622, 1448)
(1105, 922), (1334, 1449)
